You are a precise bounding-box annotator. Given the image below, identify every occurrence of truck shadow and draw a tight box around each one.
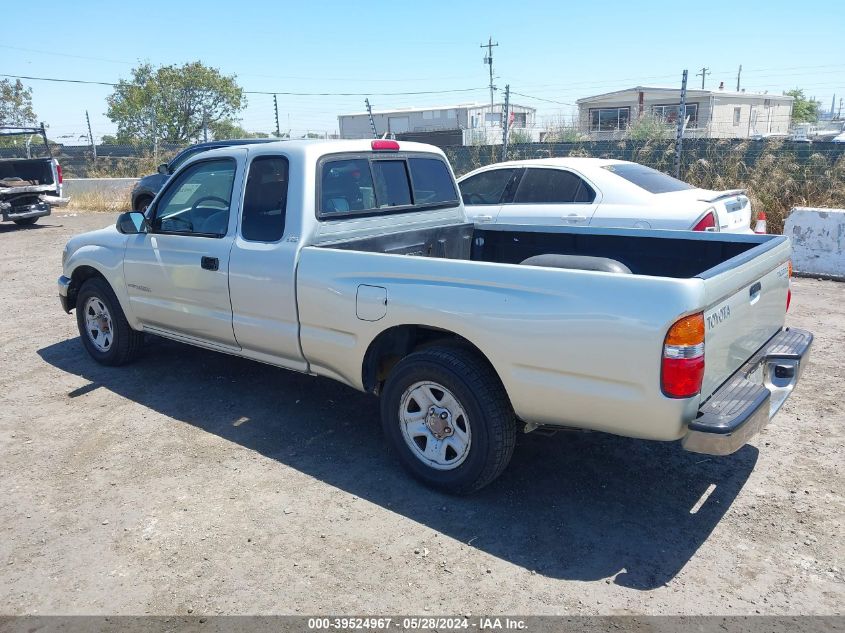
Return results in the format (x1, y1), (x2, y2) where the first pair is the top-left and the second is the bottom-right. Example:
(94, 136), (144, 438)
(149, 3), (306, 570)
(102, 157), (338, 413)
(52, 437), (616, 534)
(38, 336), (758, 590)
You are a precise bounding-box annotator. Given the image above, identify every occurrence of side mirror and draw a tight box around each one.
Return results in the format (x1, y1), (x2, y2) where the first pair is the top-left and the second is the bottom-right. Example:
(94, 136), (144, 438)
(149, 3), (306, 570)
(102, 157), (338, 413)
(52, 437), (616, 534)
(157, 163), (169, 175)
(116, 211), (149, 234)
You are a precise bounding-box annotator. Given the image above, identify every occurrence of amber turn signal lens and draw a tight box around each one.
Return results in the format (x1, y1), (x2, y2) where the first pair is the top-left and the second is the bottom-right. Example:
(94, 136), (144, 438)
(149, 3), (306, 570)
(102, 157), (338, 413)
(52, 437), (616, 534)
(665, 313), (705, 347)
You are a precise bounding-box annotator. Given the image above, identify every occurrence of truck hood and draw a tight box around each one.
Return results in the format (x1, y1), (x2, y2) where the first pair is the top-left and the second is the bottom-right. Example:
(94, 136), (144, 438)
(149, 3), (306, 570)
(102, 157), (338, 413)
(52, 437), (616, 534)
(65, 223), (126, 258)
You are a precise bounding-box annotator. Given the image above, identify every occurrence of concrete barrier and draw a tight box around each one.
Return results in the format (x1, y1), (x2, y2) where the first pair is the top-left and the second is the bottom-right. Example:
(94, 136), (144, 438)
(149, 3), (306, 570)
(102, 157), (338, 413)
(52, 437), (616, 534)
(63, 177), (138, 197)
(785, 207), (845, 280)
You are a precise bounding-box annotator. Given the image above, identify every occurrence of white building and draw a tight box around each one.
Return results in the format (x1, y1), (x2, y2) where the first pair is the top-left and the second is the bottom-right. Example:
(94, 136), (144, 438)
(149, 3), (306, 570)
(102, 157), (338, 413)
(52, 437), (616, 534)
(577, 86), (794, 139)
(338, 103), (537, 142)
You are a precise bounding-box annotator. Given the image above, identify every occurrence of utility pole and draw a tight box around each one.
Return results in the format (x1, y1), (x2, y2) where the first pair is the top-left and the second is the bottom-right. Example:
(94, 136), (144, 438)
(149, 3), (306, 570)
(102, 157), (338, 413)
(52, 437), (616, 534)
(85, 110), (96, 160)
(501, 84), (511, 161)
(480, 37), (499, 123)
(364, 98), (378, 138)
(736, 64), (742, 92)
(674, 70), (688, 179)
(696, 66), (710, 89)
(273, 95), (281, 138)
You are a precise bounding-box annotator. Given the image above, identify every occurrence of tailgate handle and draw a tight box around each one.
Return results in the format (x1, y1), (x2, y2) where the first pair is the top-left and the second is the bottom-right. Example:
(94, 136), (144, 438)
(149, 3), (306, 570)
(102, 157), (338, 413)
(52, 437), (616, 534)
(749, 281), (762, 303)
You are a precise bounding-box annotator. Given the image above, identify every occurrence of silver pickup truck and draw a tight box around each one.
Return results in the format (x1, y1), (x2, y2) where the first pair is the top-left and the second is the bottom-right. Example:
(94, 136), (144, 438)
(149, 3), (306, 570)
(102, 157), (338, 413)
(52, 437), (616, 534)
(58, 139), (812, 493)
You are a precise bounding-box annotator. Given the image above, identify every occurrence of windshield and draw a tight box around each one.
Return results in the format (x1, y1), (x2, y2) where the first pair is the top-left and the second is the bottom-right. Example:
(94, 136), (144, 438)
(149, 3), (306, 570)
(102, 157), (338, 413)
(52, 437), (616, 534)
(603, 163), (694, 194)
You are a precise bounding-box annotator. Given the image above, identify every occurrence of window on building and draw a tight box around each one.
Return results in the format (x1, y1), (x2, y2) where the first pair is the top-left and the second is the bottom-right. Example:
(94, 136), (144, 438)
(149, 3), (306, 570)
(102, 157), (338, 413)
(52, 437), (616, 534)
(733, 106), (742, 126)
(485, 113), (501, 125)
(447, 109), (457, 119)
(589, 107), (630, 132)
(512, 112), (527, 128)
(422, 110), (434, 120)
(652, 103), (699, 128)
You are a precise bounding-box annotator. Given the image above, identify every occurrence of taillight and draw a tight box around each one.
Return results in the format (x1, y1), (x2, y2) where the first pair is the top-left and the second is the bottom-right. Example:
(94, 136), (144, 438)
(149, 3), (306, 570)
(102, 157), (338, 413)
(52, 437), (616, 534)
(56, 164), (63, 184)
(371, 140), (400, 151)
(661, 313), (705, 398)
(692, 210), (717, 232)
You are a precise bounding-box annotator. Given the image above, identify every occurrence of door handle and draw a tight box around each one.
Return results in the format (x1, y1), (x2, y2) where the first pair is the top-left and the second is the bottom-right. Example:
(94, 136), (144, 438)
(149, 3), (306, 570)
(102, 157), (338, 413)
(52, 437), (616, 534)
(563, 215), (587, 222)
(201, 256), (219, 271)
(475, 214), (494, 223)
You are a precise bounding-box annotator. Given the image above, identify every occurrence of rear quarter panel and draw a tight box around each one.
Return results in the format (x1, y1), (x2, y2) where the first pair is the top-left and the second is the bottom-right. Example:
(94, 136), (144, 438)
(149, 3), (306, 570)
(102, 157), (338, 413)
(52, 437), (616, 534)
(296, 248), (703, 441)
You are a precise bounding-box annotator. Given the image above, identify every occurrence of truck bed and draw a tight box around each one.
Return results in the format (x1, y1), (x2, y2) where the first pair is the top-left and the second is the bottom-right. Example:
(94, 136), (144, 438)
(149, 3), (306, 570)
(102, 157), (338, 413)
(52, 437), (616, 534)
(324, 221), (768, 279)
(300, 221), (789, 441)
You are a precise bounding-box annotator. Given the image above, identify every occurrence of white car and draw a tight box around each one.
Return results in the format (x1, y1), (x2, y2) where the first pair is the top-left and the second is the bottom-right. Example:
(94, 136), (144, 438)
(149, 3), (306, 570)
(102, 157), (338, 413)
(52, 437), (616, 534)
(458, 158), (753, 233)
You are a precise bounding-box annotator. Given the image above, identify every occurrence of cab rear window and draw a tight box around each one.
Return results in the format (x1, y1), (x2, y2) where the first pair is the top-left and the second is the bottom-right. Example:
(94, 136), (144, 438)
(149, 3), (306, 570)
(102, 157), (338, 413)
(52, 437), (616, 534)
(319, 154), (458, 218)
(603, 163), (694, 194)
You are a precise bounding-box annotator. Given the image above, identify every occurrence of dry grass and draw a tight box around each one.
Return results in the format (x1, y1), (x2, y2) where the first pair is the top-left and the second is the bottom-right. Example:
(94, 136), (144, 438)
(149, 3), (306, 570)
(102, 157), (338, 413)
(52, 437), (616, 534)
(67, 186), (133, 213)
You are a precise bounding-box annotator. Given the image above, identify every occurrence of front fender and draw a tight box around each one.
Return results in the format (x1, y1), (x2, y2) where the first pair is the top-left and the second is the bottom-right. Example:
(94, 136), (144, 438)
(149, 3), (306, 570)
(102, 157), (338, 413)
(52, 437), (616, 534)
(64, 243), (138, 329)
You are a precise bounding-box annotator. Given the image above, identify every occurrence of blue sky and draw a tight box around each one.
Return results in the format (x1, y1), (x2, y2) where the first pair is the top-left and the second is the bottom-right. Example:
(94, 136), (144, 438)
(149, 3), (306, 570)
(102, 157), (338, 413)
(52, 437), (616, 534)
(2, 0), (843, 143)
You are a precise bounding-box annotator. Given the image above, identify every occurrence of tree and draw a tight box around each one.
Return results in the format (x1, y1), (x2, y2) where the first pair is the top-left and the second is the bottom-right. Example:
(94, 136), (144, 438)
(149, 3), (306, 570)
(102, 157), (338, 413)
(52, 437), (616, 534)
(106, 62), (246, 145)
(208, 119), (269, 140)
(0, 79), (37, 127)
(785, 89), (820, 123)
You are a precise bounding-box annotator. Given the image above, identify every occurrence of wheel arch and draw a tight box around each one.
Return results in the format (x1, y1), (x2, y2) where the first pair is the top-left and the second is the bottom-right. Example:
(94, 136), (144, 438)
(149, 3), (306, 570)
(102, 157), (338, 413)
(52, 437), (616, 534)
(361, 324), (506, 397)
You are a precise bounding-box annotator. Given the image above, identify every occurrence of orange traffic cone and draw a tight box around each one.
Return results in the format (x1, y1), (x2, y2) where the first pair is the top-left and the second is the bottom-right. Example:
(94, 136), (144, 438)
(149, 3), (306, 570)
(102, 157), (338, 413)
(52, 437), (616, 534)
(754, 212), (767, 234)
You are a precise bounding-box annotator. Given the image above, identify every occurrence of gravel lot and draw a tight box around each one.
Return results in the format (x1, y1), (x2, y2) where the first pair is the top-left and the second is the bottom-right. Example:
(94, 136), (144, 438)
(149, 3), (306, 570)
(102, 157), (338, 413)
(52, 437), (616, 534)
(1, 213), (843, 616)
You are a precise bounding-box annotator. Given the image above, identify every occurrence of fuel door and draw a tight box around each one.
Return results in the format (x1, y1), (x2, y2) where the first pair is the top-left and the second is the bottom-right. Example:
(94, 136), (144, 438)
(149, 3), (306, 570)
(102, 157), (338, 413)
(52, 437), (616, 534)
(356, 285), (387, 321)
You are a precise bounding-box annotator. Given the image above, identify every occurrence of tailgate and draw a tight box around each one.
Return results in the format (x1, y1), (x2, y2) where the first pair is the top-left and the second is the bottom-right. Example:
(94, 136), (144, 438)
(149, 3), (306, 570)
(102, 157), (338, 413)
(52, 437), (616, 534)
(699, 237), (791, 399)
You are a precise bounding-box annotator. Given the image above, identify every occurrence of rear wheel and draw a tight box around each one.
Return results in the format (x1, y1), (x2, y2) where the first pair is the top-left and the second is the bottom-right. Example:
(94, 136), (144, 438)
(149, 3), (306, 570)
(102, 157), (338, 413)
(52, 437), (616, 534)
(75, 277), (144, 366)
(380, 345), (517, 494)
(13, 217), (38, 226)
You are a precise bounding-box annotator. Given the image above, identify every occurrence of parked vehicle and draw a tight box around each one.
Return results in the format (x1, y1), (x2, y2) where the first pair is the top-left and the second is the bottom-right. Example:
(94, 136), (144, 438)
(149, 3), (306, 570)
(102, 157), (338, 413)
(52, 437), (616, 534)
(130, 138), (278, 212)
(59, 140), (811, 493)
(458, 158), (754, 233)
(0, 125), (68, 226)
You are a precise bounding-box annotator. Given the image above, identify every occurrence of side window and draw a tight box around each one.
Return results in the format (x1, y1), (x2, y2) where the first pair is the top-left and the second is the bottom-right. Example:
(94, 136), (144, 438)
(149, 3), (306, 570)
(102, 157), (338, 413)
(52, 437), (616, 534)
(458, 168), (515, 205)
(321, 158), (376, 214)
(408, 158), (458, 205)
(153, 159), (235, 236)
(241, 156), (289, 242)
(371, 160), (412, 208)
(513, 168), (595, 204)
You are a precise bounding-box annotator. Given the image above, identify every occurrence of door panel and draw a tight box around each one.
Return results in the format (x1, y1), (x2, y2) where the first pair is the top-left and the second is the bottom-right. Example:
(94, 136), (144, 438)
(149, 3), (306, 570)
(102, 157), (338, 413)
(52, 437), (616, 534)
(123, 152), (246, 348)
(124, 233), (238, 346)
(497, 167), (599, 226)
(228, 154), (306, 370)
(458, 167), (518, 223)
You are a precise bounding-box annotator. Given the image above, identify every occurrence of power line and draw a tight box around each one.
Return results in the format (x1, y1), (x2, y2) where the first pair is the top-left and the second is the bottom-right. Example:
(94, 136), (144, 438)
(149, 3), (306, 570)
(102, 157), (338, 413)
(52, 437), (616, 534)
(0, 73), (488, 97)
(510, 91), (576, 106)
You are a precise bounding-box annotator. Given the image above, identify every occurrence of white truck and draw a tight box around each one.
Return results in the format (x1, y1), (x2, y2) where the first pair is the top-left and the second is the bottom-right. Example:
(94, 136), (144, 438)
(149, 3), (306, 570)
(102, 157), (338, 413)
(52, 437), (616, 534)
(0, 125), (68, 226)
(58, 139), (812, 493)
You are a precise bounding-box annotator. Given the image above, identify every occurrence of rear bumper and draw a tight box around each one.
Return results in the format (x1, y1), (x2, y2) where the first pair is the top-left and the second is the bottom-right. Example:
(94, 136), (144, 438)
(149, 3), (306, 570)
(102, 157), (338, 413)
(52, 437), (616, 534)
(682, 328), (813, 455)
(2, 201), (52, 222)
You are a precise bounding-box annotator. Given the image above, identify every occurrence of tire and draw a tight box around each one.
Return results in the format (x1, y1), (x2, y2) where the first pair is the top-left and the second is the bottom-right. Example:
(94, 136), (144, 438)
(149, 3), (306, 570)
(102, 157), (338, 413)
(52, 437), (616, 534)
(380, 345), (517, 494)
(134, 195), (153, 213)
(75, 277), (144, 366)
(13, 217), (38, 226)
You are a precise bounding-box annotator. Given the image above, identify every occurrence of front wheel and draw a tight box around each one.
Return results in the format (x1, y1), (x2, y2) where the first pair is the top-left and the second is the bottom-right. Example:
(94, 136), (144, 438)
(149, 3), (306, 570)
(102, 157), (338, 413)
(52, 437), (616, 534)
(380, 346), (517, 494)
(13, 217), (38, 226)
(75, 277), (144, 366)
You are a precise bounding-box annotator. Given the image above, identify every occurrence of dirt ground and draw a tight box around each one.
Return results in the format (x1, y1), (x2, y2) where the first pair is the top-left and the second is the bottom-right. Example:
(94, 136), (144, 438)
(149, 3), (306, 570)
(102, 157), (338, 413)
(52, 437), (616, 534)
(0, 212), (842, 616)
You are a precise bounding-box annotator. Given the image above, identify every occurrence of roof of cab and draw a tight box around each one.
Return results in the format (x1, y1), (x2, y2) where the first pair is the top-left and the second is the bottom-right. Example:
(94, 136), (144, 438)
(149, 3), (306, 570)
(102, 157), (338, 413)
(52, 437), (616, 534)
(203, 139), (449, 162)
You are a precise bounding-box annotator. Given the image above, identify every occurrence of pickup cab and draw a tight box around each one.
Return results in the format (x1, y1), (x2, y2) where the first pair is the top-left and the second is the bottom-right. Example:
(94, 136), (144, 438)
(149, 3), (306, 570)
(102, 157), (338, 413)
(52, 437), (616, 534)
(58, 140), (812, 493)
